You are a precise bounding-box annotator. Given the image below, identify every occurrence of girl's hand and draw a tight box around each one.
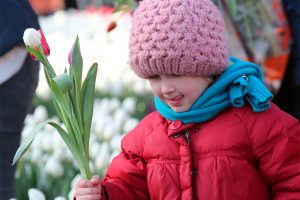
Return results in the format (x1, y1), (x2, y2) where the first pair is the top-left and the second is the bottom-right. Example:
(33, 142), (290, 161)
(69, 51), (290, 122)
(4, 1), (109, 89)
(74, 175), (102, 200)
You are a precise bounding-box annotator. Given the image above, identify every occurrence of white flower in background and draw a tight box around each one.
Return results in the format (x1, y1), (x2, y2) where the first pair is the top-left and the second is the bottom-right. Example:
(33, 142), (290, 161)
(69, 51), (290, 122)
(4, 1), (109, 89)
(89, 161), (95, 173)
(102, 123), (117, 141)
(93, 115), (107, 136)
(45, 156), (64, 177)
(52, 147), (68, 161)
(123, 118), (139, 133)
(112, 118), (123, 134)
(71, 174), (83, 189)
(51, 130), (67, 152)
(110, 150), (121, 162)
(98, 98), (111, 114)
(95, 142), (110, 170)
(24, 114), (35, 126)
(93, 115), (113, 140)
(30, 149), (43, 164)
(110, 135), (123, 152)
(90, 141), (101, 160)
(122, 97), (137, 114)
(44, 116), (60, 132)
(28, 188), (46, 200)
(54, 197), (66, 200)
(40, 132), (53, 152)
(23, 28), (41, 48)
(68, 188), (75, 200)
(110, 81), (124, 96)
(36, 80), (51, 101)
(33, 105), (48, 122)
(31, 131), (44, 150)
(21, 123), (35, 139)
(114, 108), (128, 125)
(109, 98), (121, 113)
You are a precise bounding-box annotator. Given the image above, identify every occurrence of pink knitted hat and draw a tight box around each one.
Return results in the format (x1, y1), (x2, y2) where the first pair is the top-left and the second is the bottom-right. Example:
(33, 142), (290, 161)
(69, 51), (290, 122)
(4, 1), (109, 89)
(129, 0), (229, 79)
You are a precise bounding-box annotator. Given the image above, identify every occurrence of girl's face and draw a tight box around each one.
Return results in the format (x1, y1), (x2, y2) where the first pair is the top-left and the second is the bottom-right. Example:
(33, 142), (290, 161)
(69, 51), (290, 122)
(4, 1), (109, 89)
(148, 74), (213, 112)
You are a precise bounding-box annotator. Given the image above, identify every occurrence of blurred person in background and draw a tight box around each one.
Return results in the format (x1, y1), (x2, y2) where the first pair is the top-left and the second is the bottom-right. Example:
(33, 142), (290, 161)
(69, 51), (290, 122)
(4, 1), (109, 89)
(273, 0), (300, 121)
(0, 0), (40, 199)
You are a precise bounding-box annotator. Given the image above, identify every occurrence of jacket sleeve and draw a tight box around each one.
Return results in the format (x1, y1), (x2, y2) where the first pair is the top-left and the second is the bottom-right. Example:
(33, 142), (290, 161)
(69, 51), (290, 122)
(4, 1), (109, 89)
(101, 151), (149, 200)
(248, 104), (300, 199)
(100, 114), (156, 200)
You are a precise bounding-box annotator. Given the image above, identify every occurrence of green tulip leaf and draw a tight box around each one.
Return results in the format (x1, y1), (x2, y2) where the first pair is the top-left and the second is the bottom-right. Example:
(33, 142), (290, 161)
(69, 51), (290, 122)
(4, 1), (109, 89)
(50, 77), (72, 117)
(12, 122), (46, 166)
(81, 63), (98, 153)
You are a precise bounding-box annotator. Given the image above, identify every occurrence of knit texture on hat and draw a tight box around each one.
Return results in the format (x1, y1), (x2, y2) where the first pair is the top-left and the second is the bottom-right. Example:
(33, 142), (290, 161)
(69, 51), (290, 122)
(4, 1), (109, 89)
(129, 0), (229, 79)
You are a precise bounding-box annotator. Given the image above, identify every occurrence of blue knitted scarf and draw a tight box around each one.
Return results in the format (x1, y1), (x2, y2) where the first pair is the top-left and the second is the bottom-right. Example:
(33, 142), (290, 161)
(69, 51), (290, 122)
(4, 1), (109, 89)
(155, 57), (273, 124)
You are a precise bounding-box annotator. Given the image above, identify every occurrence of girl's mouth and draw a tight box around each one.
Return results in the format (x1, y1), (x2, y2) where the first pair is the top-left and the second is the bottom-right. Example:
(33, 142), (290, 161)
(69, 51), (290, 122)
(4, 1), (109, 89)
(167, 96), (183, 107)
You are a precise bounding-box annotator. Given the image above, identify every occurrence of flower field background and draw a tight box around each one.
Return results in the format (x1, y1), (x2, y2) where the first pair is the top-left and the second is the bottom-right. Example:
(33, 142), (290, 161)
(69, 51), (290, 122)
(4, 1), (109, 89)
(15, 8), (154, 200)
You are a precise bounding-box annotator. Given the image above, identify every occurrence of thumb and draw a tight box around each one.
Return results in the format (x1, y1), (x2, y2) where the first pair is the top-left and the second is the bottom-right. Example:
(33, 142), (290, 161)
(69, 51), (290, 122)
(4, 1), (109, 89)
(91, 175), (100, 186)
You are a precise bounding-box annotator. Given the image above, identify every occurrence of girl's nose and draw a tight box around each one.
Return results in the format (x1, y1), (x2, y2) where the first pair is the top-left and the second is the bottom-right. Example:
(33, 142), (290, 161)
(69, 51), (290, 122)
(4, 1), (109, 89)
(161, 82), (175, 94)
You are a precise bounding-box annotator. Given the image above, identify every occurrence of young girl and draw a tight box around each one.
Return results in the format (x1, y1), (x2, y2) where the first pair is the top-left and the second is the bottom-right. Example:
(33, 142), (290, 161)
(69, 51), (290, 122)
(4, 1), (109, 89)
(74, 0), (300, 199)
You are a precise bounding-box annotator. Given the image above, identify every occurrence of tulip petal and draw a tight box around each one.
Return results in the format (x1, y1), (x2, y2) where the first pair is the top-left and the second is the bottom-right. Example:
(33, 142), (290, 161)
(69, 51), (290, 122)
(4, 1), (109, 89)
(23, 28), (41, 48)
(38, 30), (50, 56)
(52, 73), (73, 93)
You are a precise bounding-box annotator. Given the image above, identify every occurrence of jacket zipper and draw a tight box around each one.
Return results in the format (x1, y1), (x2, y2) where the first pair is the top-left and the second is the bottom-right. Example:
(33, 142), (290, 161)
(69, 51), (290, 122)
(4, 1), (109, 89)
(184, 130), (190, 144)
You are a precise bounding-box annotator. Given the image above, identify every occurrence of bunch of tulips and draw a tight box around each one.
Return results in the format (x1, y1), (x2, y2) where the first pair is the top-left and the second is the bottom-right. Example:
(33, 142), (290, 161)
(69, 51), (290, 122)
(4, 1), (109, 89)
(13, 28), (98, 179)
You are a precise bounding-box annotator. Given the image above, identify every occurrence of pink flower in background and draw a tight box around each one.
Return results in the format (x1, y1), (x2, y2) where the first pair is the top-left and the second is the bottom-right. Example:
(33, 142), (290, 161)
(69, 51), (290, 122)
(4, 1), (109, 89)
(107, 21), (117, 32)
(68, 47), (73, 65)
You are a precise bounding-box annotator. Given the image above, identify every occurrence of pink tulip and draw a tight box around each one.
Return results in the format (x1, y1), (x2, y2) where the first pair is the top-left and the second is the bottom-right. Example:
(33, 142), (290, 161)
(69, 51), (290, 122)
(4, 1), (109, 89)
(29, 29), (50, 60)
(39, 30), (50, 56)
(68, 47), (73, 65)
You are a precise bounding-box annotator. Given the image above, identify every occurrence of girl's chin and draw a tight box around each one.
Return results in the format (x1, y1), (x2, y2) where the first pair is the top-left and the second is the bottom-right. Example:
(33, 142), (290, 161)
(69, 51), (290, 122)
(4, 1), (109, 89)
(170, 106), (189, 113)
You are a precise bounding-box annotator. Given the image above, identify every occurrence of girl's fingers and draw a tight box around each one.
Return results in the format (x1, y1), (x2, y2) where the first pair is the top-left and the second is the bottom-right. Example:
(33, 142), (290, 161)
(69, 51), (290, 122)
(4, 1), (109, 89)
(76, 179), (94, 188)
(91, 175), (100, 185)
(75, 194), (102, 200)
(75, 187), (101, 196)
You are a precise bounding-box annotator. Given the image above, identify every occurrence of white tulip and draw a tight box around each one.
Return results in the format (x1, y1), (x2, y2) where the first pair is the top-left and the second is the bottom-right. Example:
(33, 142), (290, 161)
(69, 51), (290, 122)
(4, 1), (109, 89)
(36, 81), (51, 101)
(45, 156), (64, 177)
(33, 105), (48, 122)
(89, 141), (101, 160)
(123, 118), (139, 133)
(30, 149), (43, 164)
(21, 123), (35, 140)
(122, 97), (137, 114)
(68, 188), (75, 200)
(110, 135), (122, 151)
(24, 114), (35, 126)
(31, 132), (44, 150)
(102, 123), (116, 140)
(95, 143), (110, 170)
(114, 109), (127, 124)
(70, 174), (83, 189)
(41, 132), (53, 151)
(28, 188), (46, 200)
(54, 197), (66, 200)
(109, 98), (121, 113)
(23, 28), (41, 48)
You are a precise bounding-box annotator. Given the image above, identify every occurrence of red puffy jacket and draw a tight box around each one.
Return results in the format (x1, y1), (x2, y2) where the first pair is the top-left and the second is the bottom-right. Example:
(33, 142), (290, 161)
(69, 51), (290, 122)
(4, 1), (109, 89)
(101, 103), (300, 200)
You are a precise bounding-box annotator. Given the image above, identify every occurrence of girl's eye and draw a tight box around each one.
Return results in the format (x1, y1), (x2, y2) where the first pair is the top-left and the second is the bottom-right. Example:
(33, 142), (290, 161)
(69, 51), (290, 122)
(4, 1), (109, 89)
(148, 75), (160, 79)
(171, 74), (180, 77)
